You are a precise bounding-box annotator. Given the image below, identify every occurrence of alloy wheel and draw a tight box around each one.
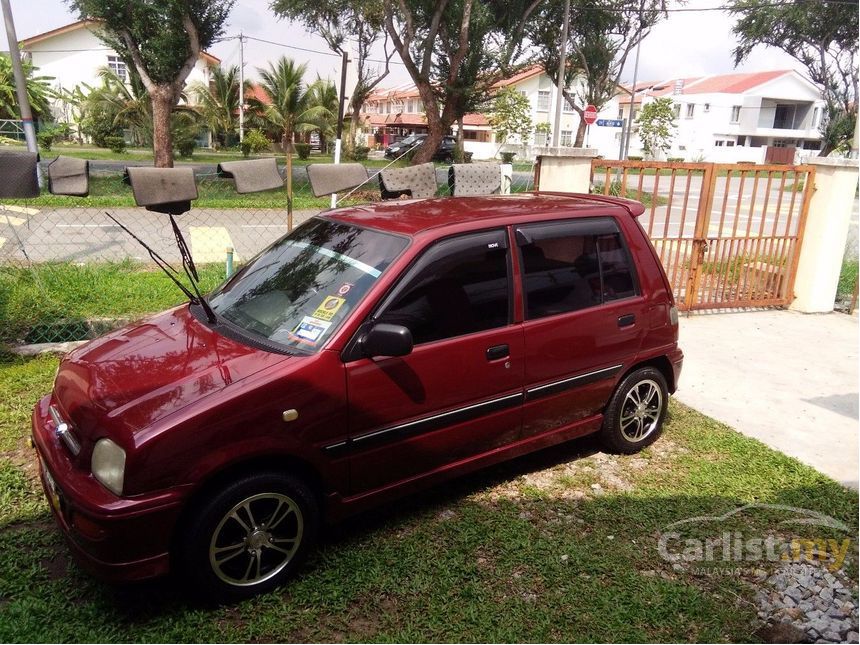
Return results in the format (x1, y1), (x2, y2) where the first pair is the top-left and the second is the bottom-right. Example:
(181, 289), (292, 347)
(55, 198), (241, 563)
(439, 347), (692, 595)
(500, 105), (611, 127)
(619, 378), (664, 442)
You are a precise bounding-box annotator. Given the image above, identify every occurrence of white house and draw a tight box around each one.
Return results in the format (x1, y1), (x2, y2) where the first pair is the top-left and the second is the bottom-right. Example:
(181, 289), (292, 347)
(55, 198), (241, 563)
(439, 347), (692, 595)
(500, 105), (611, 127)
(619, 70), (825, 163)
(20, 20), (219, 123)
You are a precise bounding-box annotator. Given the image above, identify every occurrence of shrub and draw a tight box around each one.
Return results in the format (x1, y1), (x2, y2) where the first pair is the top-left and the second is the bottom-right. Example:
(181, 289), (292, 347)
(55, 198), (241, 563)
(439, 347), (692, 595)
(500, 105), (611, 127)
(37, 131), (54, 151)
(241, 129), (270, 158)
(627, 155), (643, 161)
(463, 151), (474, 163)
(350, 146), (370, 161)
(175, 136), (196, 158)
(500, 151), (516, 164)
(294, 142), (311, 160)
(103, 136), (126, 154)
(667, 156), (685, 162)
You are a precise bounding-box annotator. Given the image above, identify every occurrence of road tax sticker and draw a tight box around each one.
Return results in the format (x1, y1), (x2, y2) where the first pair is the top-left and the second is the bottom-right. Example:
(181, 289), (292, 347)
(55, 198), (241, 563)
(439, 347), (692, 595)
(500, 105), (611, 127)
(291, 316), (332, 344)
(337, 283), (353, 296)
(312, 296), (345, 321)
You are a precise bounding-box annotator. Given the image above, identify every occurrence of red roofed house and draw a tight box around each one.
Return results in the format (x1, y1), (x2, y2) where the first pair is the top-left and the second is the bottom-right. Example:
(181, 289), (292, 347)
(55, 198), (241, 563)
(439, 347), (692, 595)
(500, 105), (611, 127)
(619, 69), (825, 162)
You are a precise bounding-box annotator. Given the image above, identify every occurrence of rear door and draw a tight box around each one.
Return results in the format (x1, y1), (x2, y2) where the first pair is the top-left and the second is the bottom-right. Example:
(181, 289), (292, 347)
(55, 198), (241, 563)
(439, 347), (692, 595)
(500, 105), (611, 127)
(343, 229), (524, 494)
(515, 217), (648, 439)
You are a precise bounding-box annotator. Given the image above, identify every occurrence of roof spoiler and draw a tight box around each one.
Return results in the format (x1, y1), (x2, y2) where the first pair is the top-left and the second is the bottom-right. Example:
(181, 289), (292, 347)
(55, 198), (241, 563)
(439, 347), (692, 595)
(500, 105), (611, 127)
(535, 191), (647, 218)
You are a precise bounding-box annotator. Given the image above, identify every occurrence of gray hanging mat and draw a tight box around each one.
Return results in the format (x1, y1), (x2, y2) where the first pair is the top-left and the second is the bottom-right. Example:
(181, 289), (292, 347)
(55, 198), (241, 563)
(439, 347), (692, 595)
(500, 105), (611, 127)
(448, 162), (501, 197)
(307, 163), (368, 197)
(379, 163), (437, 200)
(123, 166), (198, 214)
(217, 158), (283, 193)
(48, 156), (89, 196)
(0, 151), (40, 198)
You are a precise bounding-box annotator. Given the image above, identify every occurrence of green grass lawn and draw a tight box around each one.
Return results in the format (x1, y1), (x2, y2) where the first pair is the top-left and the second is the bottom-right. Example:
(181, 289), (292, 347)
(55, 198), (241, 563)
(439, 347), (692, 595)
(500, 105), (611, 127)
(0, 350), (856, 641)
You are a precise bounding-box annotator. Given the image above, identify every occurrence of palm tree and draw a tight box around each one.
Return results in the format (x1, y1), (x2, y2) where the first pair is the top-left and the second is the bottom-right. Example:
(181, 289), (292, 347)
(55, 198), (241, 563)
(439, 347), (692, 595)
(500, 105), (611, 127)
(0, 54), (54, 120)
(300, 77), (338, 153)
(191, 65), (246, 149)
(248, 57), (326, 147)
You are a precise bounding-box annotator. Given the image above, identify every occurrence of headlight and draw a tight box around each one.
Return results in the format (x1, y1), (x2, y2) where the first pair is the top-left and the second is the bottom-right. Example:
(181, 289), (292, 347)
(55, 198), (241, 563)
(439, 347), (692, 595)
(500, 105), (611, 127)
(91, 438), (126, 496)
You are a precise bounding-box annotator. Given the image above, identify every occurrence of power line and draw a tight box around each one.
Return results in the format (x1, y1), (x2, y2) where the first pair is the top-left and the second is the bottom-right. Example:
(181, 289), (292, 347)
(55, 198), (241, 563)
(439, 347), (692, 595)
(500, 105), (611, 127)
(219, 34), (405, 67)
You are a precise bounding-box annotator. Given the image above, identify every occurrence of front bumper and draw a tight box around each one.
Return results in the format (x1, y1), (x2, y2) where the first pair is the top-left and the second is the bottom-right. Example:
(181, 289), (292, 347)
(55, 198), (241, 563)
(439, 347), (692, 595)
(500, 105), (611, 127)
(31, 395), (185, 583)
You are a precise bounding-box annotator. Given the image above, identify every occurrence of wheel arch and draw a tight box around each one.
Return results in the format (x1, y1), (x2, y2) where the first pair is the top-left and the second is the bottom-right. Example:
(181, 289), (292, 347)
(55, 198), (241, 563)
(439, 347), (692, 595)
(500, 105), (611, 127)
(619, 355), (676, 394)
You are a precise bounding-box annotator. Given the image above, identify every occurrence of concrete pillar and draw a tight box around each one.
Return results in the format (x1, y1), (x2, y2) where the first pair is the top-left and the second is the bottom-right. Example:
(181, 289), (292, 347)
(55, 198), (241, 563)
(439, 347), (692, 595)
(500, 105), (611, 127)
(790, 157), (859, 313)
(536, 148), (599, 194)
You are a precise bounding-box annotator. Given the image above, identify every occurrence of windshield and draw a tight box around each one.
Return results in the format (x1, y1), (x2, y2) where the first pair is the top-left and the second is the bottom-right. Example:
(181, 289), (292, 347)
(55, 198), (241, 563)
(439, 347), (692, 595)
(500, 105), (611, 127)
(399, 135), (424, 145)
(208, 218), (408, 353)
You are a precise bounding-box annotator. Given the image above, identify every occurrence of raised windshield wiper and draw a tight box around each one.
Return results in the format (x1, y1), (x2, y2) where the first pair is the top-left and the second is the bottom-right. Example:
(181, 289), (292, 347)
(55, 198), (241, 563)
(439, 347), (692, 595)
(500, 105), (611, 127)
(104, 211), (218, 323)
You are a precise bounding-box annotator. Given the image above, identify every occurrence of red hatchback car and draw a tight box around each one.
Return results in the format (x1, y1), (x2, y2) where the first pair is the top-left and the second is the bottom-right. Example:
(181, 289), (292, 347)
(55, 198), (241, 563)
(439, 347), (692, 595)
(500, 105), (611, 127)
(32, 193), (682, 602)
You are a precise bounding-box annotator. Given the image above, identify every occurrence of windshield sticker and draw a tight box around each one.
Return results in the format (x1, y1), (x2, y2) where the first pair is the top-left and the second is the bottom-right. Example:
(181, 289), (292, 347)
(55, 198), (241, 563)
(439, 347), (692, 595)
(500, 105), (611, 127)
(290, 316), (332, 344)
(289, 241), (382, 278)
(312, 296), (345, 321)
(337, 283), (353, 296)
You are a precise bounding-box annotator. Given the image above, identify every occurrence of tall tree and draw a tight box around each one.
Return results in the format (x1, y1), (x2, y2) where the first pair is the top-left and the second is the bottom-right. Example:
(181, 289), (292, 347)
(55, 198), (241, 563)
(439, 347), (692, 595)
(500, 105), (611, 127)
(0, 54), (54, 120)
(381, 0), (541, 164)
(191, 64), (246, 149)
(66, 0), (235, 166)
(729, 0), (858, 156)
(300, 77), (338, 153)
(529, 0), (667, 147)
(636, 97), (676, 159)
(270, 0), (394, 157)
(247, 57), (327, 147)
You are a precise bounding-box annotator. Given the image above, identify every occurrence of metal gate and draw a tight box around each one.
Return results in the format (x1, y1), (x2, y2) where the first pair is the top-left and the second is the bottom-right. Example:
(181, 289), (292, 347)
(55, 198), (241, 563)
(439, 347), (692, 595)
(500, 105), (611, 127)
(590, 160), (815, 311)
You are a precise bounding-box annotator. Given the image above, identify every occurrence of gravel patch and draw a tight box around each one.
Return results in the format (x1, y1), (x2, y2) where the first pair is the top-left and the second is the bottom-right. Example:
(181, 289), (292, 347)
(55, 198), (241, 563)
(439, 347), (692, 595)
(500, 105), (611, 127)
(754, 561), (858, 643)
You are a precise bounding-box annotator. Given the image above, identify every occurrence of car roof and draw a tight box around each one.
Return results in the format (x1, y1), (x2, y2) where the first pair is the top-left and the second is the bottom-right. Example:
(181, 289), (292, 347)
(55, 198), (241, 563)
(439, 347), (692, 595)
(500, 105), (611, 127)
(324, 193), (643, 237)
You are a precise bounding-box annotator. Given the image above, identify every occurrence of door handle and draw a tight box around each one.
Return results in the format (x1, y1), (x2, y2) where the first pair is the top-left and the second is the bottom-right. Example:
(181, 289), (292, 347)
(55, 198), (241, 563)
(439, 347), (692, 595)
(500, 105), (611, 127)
(617, 314), (636, 328)
(486, 344), (510, 361)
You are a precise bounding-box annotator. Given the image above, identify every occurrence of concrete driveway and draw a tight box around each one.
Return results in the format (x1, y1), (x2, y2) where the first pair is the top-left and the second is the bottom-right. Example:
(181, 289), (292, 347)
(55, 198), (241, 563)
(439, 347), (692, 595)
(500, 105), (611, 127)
(676, 309), (859, 489)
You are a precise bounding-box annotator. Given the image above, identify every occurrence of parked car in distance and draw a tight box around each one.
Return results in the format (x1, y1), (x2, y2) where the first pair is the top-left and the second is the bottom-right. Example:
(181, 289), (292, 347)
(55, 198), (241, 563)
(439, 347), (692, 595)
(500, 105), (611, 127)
(384, 133), (427, 159)
(32, 193), (683, 603)
(384, 134), (457, 162)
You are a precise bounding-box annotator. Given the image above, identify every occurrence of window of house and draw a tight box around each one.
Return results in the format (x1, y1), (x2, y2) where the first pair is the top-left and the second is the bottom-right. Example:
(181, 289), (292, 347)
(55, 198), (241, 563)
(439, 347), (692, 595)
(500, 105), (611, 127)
(407, 100), (414, 112)
(377, 230), (510, 345)
(685, 103), (695, 118)
(516, 219), (637, 320)
(386, 102), (391, 114)
(563, 98), (575, 114)
(704, 103), (710, 113)
(672, 104), (681, 119)
(812, 107), (821, 128)
(731, 105), (741, 123)
(726, 140), (735, 147)
(533, 128), (548, 147)
(560, 130), (573, 146)
(107, 55), (127, 82)
(617, 108), (623, 120)
(715, 140), (724, 147)
(416, 100), (423, 112)
(537, 90), (551, 111)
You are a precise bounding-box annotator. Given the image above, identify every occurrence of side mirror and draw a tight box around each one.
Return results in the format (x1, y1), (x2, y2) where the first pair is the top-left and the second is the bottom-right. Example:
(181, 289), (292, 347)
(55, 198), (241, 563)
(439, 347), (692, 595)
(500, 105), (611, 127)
(363, 323), (413, 358)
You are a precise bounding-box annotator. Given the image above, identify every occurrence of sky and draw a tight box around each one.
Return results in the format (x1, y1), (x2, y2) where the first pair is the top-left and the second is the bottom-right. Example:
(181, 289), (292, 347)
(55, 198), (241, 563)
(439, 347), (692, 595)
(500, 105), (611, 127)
(1, 0), (807, 89)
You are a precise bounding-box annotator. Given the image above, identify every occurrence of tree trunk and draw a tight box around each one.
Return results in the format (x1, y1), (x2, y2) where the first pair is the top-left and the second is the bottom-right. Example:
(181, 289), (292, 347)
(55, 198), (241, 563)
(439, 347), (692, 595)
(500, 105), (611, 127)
(151, 86), (176, 168)
(456, 116), (465, 162)
(348, 103), (362, 157)
(573, 119), (587, 147)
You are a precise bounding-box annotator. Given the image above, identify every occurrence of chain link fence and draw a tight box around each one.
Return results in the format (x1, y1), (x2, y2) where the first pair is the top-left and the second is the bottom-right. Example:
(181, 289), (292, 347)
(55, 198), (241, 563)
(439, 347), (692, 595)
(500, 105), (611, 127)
(0, 156), (536, 346)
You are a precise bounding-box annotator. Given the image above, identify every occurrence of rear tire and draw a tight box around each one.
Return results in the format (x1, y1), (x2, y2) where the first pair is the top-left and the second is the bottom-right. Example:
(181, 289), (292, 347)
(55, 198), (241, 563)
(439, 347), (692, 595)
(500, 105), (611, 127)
(176, 471), (318, 604)
(600, 367), (668, 454)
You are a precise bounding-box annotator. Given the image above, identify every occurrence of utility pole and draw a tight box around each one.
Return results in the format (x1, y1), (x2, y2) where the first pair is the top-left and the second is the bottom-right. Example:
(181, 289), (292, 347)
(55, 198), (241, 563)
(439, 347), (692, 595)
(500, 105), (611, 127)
(238, 32), (245, 143)
(551, 0), (570, 148)
(622, 7), (644, 160)
(1, 0), (38, 154)
(330, 50), (349, 209)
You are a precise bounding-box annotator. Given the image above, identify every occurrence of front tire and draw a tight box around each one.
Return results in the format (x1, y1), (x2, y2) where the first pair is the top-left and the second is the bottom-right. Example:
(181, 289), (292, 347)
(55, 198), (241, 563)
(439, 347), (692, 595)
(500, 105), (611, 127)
(600, 367), (668, 454)
(176, 471), (319, 604)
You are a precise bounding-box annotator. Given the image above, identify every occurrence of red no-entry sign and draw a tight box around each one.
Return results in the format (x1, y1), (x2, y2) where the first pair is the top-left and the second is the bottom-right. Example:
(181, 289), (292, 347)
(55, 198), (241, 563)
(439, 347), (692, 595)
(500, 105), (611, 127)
(583, 104), (598, 125)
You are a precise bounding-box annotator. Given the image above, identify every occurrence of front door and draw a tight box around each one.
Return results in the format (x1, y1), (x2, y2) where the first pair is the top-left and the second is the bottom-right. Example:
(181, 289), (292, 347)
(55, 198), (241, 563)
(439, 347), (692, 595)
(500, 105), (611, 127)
(344, 229), (524, 494)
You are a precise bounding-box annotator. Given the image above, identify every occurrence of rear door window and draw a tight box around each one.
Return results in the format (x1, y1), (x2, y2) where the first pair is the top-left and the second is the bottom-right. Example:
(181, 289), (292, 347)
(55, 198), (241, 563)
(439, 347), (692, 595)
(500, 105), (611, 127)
(516, 218), (638, 320)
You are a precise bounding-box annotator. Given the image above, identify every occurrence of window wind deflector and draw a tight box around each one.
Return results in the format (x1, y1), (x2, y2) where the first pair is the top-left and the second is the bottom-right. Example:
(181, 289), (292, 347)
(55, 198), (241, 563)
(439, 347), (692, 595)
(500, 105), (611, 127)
(517, 217), (619, 244)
